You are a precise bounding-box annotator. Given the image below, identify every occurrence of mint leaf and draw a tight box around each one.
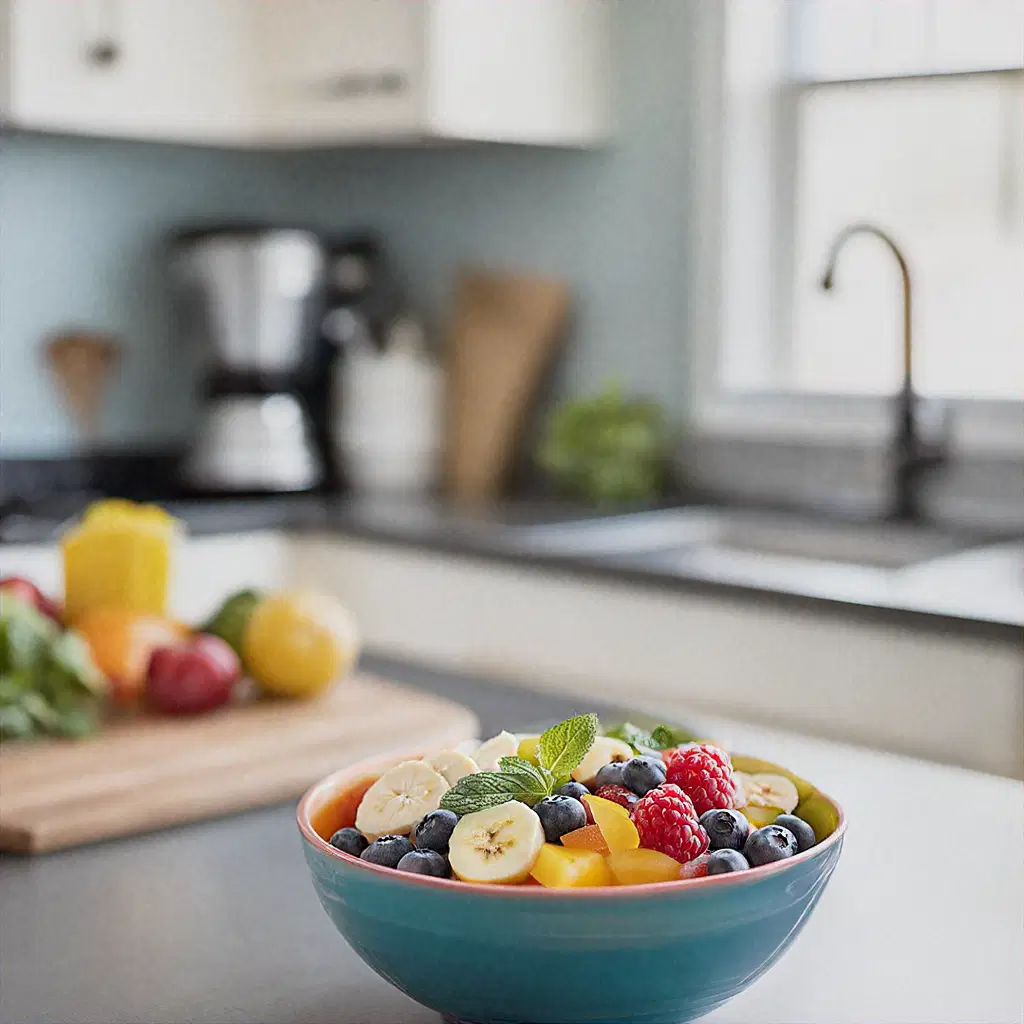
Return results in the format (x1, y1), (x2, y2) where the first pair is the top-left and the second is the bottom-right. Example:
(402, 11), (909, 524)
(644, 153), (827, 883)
(498, 756), (554, 799)
(538, 713), (598, 781)
(650, 724), (698, 750)
(439, 772), (536, 816)
(604, 722), (656, 753)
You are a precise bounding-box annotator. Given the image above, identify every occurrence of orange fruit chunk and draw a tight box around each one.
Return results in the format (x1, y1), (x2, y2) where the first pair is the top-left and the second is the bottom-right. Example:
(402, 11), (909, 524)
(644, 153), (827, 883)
(530, 844), (613, 888)
(560, 824), (610, 854)
(582, 794), (640, 853)
(75, 606), (188, 705)
(606, 848), (683, 886)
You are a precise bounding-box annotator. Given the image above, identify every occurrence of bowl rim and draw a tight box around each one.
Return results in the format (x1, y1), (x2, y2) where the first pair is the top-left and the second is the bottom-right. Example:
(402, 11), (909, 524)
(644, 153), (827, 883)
(297, 745), (847, 898)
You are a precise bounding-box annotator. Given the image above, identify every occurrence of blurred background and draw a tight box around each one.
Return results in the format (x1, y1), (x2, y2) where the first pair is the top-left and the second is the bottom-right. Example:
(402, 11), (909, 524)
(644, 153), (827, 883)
(1, 0), (1022, 784)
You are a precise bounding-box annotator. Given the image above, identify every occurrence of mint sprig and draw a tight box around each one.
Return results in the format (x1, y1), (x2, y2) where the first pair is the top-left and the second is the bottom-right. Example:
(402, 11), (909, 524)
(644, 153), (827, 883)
(650, 724), (697, 749)
(604, 720), (699, 753)
(538, 712), (598, 785)
(440, 768), (551, 816)
(439, 713), (599, 816)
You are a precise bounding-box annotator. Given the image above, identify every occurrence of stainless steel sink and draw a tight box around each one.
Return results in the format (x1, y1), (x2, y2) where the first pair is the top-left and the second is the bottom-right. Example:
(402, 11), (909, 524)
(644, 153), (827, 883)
(503, 508), (969, 571)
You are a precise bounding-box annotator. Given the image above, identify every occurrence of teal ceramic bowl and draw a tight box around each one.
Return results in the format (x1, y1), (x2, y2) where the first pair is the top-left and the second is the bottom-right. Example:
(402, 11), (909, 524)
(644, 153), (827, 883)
(298, 750), (846, 1024)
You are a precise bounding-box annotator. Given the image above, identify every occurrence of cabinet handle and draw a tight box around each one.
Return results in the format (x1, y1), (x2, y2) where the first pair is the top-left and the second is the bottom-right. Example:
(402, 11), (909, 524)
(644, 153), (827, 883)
(82, 0), (122, 68)
(320, 71), (409, 100)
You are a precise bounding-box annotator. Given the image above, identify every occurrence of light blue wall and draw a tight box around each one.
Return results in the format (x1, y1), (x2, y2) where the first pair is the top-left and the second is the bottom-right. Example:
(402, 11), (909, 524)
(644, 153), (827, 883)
(0, 0), (692, 456)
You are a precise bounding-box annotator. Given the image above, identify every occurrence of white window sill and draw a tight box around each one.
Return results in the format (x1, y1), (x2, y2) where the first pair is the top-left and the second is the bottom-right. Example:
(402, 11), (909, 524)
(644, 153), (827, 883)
(693, 391), (1024, 458)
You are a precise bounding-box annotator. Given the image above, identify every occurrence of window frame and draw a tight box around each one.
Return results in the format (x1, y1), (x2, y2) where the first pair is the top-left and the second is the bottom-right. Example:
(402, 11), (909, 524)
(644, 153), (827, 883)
(687, 0), (1024, 457)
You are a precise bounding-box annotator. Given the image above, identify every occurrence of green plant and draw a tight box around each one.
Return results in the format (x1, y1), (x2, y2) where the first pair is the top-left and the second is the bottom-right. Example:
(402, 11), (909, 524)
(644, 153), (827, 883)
(537, 383), (670, 504)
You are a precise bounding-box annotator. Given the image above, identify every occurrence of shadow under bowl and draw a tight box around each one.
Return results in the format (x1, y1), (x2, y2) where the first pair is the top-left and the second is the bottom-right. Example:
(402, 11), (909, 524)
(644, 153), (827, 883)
(298, 749), (846, 1024)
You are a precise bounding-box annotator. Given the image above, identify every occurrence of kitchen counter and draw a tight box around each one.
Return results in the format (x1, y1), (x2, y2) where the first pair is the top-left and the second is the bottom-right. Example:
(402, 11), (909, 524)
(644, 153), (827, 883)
(1, 495), (1021, 640)
(1, 654), (1021, 1024)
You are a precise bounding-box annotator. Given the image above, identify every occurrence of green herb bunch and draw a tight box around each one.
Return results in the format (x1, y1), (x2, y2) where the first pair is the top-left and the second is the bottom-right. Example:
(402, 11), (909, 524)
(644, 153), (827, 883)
(0, 593), (107, 741)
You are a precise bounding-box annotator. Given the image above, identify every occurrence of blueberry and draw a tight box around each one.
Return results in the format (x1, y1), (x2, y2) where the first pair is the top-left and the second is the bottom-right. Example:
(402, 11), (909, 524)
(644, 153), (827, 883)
(413, 809), (459, 854)
(556, 781), (590, 800)
(743, 824), (798, 867)
(773, 814), (816, 853)
(533, 795), (587, 843)
(699, 808), (751, 851)
(707, 849), (750, 874)
(397, 849), (451, 878)
(621, 756), (667, 796)
(329, 826), (369, 857)
(361, 834), (415, 868)
(593, 762), (626, 789)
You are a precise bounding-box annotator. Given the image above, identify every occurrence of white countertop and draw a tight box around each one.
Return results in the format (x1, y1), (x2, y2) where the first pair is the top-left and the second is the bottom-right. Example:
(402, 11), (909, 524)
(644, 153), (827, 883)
(0, 662), (1020, 1024)
(692, 716), (1024, 1024)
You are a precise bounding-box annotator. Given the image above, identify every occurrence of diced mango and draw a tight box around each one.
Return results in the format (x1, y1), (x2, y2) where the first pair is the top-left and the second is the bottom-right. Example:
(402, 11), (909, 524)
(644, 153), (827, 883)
(560, 824), (610, 854)
(530, 844), (613, 888)
(606, 848), (683, 886)
(582, 794), (639, 853)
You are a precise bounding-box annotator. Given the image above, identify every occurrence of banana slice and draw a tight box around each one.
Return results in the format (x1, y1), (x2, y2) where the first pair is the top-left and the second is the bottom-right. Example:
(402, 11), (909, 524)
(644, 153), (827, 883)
(355, 760), (450, 838)
(454, 738), (481, 757)
(424, 749), (479, 786)
(472, 730), (519, 771)
(732, 772), (799, 814)
(448, 800), (545, 884)
(572, 736), (633, 784)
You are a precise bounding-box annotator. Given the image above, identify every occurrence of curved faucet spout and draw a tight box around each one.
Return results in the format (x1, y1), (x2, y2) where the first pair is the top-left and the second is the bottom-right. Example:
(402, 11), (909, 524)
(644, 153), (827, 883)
(819, 223), (946, 522)
(819, 223), (913, 390)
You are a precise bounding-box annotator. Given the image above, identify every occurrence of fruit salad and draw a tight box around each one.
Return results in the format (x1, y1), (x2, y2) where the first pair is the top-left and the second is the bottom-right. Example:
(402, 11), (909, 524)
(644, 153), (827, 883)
(325, 714), (841, 887)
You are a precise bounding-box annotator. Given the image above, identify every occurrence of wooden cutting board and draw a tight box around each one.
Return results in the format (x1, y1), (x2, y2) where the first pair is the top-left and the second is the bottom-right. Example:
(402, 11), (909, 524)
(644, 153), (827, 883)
(0, 674), (478, 854)
(444, 270), (569, 505)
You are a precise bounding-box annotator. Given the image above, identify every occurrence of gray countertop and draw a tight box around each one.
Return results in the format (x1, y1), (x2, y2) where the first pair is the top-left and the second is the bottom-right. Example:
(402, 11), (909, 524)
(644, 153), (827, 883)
(3, 654), (1021, 1024)
(1, 495), (1020, 640)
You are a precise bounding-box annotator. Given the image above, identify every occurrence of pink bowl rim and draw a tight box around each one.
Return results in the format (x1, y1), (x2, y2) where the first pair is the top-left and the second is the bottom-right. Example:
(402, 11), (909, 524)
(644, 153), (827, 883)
(296, 745), (847, 898)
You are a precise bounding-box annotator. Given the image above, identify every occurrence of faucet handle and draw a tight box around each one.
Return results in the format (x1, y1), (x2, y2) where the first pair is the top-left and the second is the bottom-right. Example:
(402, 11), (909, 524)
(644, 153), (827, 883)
(916, 398), (952, 462)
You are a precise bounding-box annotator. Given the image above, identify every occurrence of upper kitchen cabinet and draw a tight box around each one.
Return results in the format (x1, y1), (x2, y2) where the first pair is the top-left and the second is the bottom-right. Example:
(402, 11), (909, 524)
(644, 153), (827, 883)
(1, 0), (611, 147)
(0, 0), (257, 143)
(252, 0), (610, 146)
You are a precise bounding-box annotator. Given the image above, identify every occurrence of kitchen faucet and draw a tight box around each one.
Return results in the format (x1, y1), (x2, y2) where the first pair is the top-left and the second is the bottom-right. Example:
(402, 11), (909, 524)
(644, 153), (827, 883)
(820, 223), (947, 523)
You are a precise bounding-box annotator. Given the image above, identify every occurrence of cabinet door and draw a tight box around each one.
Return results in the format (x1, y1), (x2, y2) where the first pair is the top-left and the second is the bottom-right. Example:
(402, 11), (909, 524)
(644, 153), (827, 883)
(6, 0), (253, 142)
(253, 0), (426, 143)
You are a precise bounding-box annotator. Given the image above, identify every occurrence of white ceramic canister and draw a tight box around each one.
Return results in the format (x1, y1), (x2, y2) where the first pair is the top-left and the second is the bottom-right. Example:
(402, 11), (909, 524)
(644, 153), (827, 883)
(334, 321), (444, 496)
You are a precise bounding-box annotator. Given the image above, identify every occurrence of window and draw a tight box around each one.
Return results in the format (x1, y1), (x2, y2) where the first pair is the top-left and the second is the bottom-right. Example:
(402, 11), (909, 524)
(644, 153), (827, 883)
(695, 0), (1024, 443)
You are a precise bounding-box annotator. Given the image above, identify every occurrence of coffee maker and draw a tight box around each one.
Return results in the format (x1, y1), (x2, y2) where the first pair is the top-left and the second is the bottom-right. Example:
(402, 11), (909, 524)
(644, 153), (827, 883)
(172, 227), (331, 493)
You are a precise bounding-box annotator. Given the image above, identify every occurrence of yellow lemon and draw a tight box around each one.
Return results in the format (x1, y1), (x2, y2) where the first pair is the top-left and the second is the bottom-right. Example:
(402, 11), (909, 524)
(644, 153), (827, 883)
(243, 591), (359, 698)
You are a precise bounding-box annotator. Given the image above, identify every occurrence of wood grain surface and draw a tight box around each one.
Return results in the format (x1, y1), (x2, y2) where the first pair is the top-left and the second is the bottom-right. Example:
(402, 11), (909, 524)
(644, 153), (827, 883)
(0, 674), (478, 853)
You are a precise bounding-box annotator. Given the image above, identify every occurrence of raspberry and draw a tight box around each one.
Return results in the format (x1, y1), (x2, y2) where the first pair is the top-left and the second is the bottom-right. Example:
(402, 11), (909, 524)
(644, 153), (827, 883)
(666, 742), (732, 773)
(633, 784), (709, 864)
(680, 853), (710, 879)
(595, 784), (639, 813)
(665, 745), (735, 816)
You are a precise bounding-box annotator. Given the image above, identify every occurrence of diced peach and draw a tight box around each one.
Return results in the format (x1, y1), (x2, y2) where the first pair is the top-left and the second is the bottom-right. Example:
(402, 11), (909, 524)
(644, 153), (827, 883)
(606, 848), (682, 886)
(560, 824), (610, 854)
(582, 793), (630, 822)
(582, 794), (639, 853)
(530, 844), (613, 888)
